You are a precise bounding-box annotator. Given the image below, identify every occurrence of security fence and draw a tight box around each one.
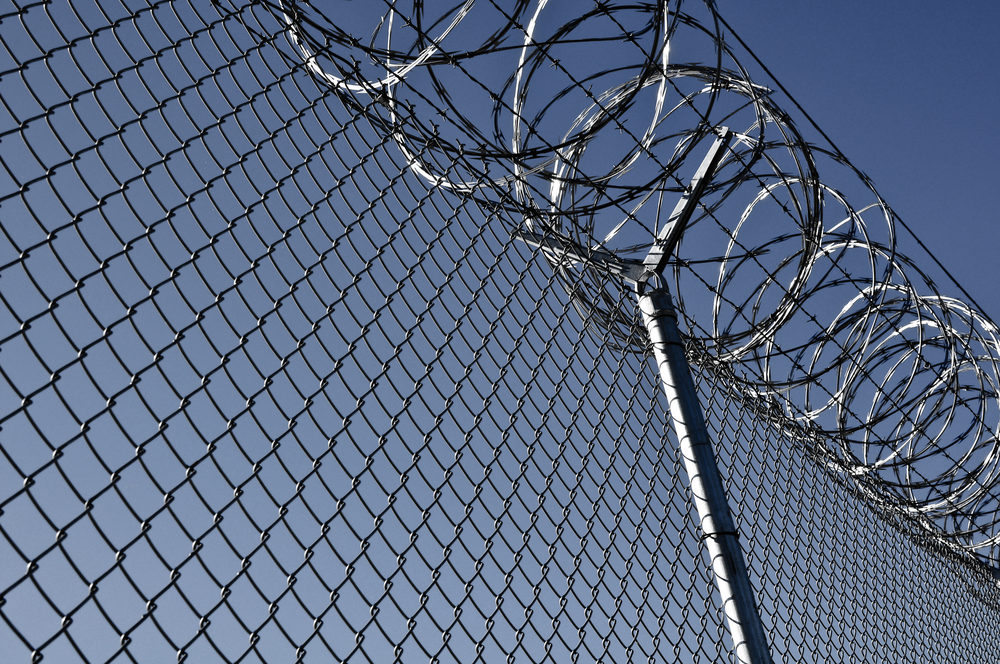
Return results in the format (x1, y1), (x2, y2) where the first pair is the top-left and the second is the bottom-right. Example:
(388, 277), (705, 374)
(2, 1), (999, 662)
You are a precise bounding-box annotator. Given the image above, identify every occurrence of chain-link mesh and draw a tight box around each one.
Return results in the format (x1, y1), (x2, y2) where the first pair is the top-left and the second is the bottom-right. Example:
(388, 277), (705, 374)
(2, 1), (999, 663)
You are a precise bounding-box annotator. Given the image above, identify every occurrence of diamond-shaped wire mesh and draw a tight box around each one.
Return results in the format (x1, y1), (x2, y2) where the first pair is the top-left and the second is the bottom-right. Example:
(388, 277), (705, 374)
(2, 1), (999, 663)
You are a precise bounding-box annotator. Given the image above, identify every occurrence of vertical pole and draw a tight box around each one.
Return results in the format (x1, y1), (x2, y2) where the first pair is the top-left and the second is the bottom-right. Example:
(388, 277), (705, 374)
(638, 284), (773, 664)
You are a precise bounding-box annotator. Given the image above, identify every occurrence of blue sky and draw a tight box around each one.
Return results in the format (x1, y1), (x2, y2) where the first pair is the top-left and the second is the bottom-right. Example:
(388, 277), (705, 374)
(721, 1), (1000, 314)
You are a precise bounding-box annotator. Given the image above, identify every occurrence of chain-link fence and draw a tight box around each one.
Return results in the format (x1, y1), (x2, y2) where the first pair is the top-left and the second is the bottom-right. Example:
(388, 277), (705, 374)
(2, 1), (1000, 662)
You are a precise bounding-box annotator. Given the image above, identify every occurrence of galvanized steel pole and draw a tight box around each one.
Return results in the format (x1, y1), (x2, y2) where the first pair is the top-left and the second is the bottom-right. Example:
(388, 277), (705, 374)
(638, 283), (772, 664)
(518, 126), (773, 662)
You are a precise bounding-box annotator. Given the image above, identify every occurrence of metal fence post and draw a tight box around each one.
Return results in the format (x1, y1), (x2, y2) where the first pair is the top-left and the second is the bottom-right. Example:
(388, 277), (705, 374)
(638, 283), (773, 664)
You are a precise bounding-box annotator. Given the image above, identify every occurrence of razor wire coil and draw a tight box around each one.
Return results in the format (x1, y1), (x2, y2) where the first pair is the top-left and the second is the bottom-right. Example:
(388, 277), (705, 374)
(272, 0), (1000, 559)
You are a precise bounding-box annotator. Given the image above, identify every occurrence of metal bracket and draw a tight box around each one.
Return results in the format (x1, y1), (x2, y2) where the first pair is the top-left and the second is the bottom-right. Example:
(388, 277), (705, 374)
(642, 127), (733, 277)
